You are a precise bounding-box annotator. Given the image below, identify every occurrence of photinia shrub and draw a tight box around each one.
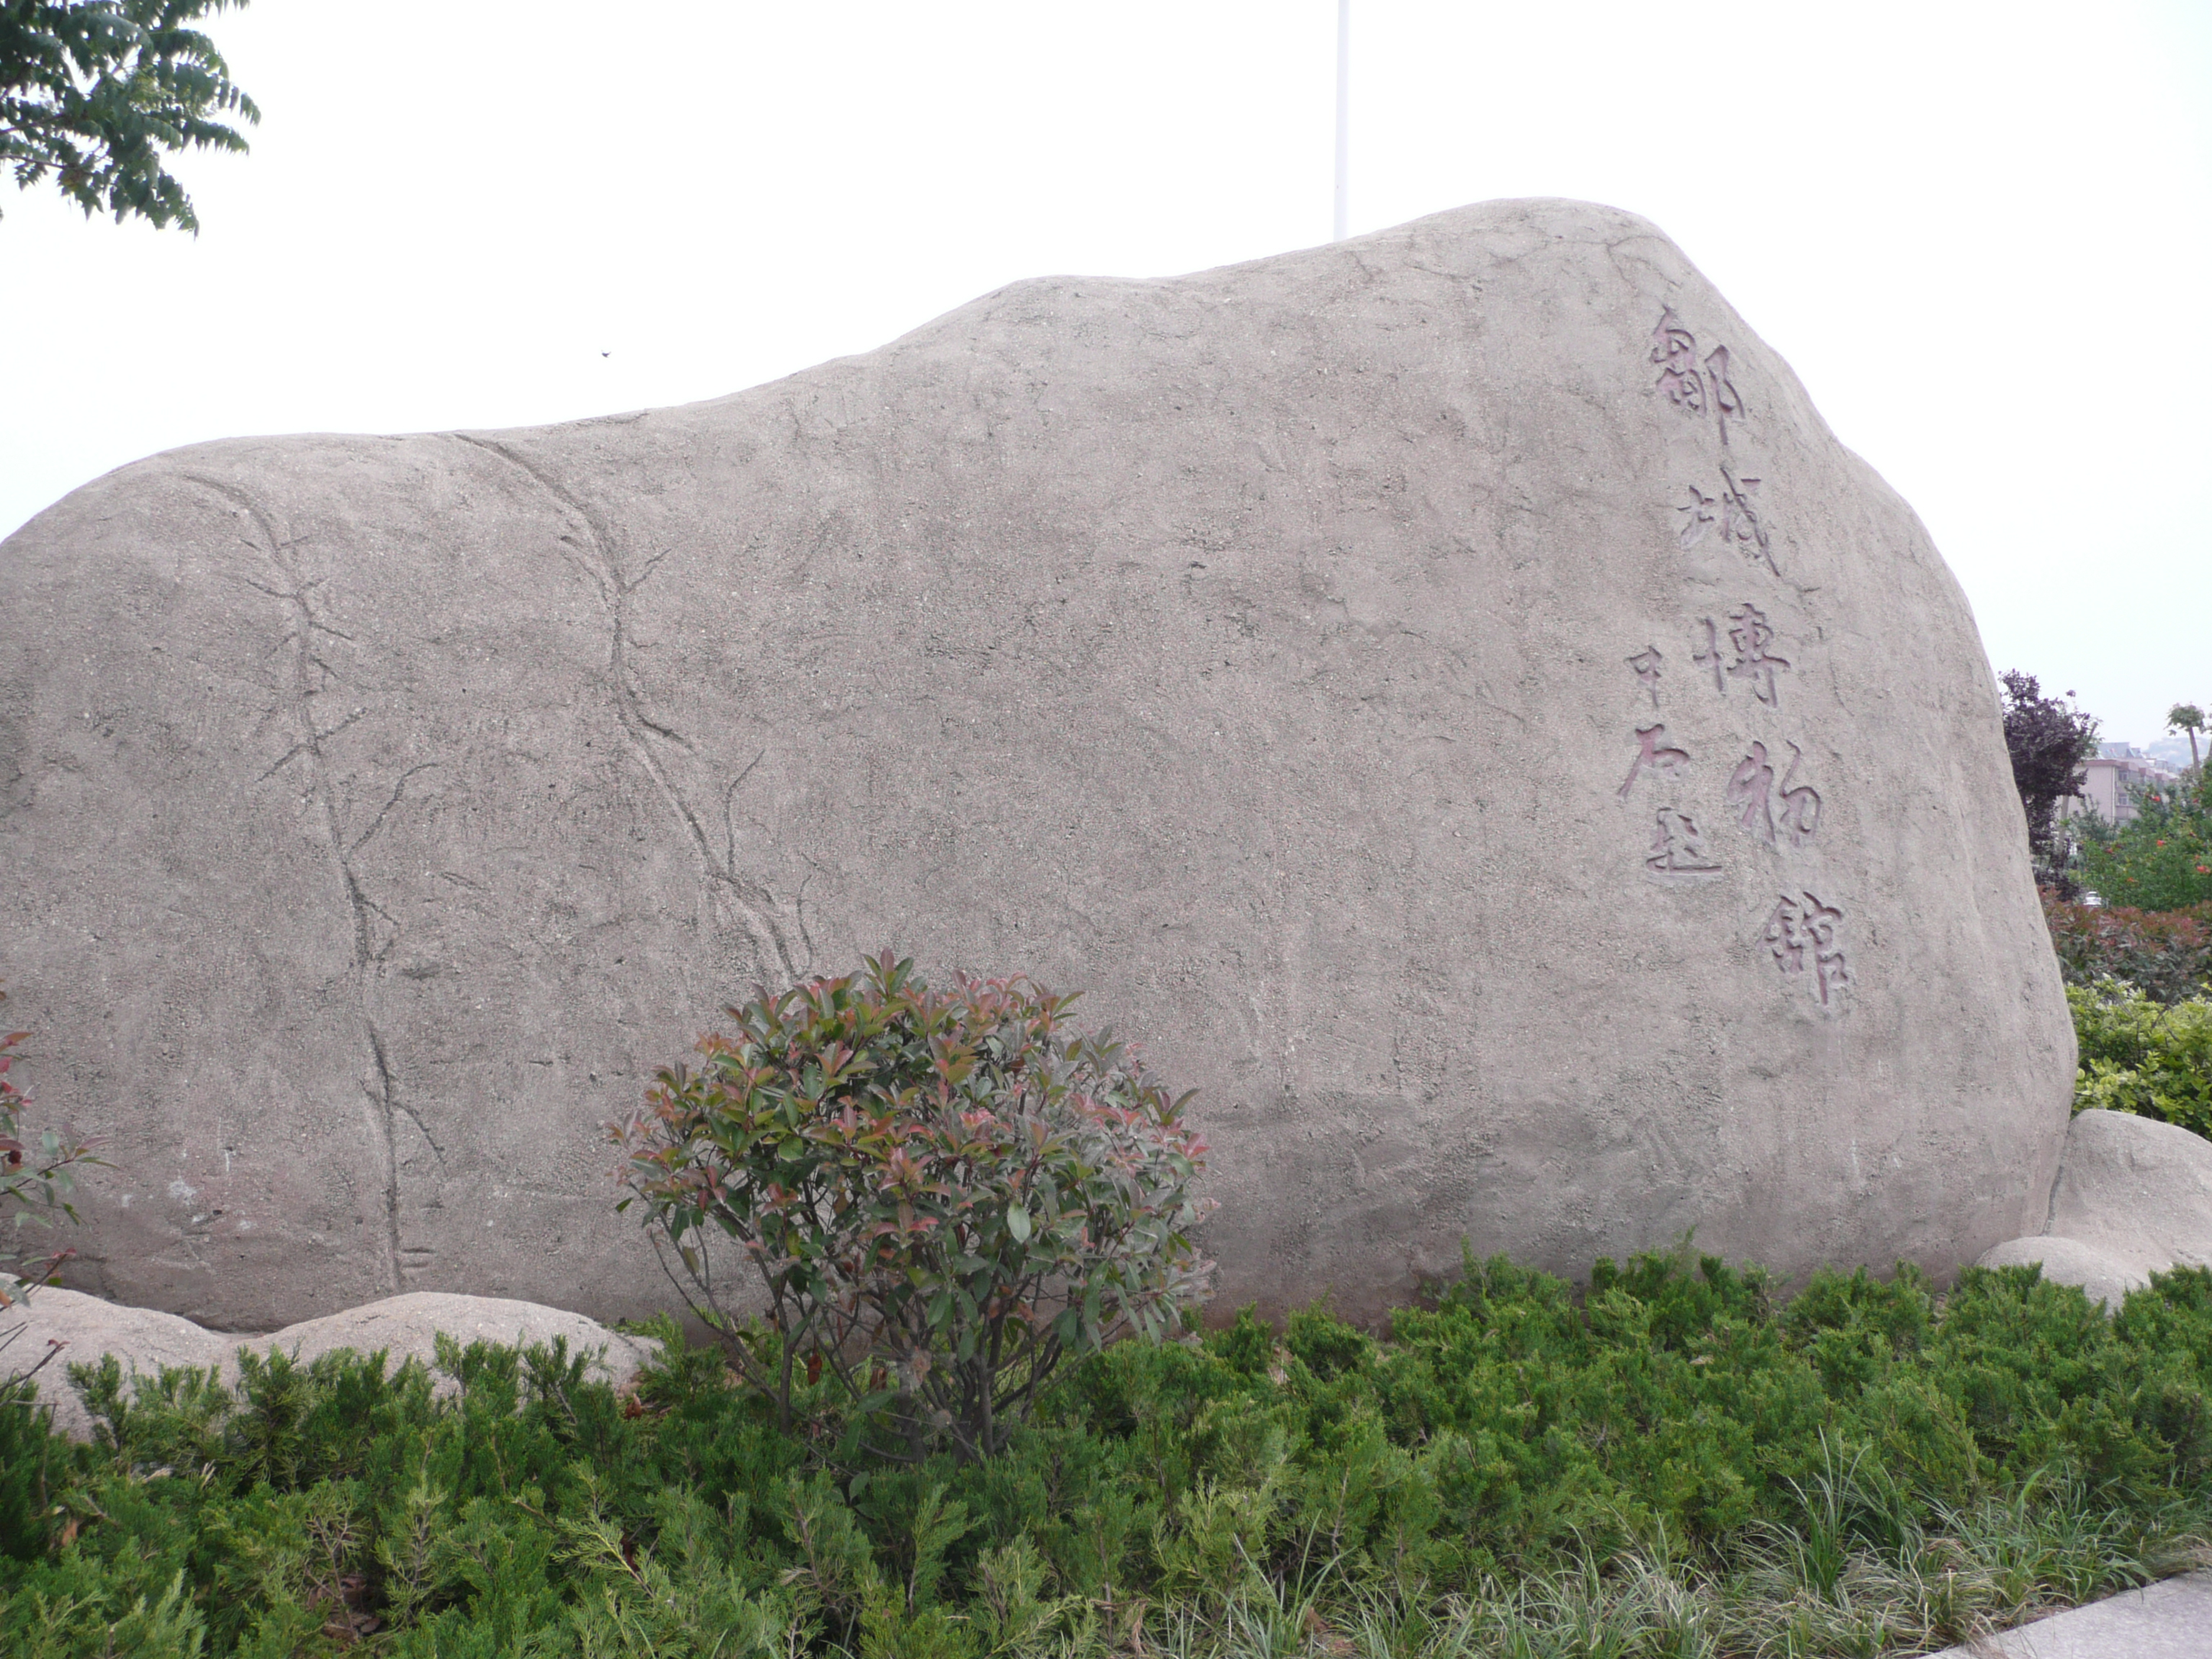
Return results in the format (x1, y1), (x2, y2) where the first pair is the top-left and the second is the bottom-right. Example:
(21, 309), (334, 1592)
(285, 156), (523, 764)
(2042, 891), (2212, 1005)
(611, 951), (1214, 1461)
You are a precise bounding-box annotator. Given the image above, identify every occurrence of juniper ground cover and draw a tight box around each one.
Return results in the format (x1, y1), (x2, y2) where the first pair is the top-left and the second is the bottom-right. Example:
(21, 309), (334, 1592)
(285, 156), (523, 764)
(4, 1247), (2210, 1658)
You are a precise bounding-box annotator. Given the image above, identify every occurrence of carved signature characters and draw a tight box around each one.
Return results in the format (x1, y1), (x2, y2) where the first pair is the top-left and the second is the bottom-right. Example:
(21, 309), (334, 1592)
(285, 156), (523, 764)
(1619, 723), (1691, 800)
(1627, 646), (1665, 706)
(1647, 806), (1723, 885)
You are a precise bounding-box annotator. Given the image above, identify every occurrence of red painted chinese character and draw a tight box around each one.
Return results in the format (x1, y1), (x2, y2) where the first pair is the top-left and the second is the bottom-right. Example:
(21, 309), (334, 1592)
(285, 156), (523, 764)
(1762, 891), (1850, 1004)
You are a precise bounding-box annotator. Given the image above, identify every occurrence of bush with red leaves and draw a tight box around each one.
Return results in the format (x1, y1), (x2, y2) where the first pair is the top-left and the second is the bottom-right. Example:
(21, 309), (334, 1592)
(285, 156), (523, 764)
(612, 952), (1213, 1462)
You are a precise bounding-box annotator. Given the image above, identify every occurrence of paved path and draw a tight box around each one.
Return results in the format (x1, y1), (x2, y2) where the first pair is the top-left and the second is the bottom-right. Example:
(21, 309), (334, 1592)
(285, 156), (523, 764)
(1931, 1571), (2212, 1657)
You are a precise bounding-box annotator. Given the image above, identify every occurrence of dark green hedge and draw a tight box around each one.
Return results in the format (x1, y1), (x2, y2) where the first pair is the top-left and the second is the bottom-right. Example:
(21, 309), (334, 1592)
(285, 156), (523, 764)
(4, 1249), (2210, 1656)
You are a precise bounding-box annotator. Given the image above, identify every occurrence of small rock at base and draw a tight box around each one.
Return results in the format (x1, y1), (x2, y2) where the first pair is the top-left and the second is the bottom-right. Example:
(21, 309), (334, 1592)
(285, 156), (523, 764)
(1974, 1234), (2149, 1310)
(3, 1286), (661, 1444)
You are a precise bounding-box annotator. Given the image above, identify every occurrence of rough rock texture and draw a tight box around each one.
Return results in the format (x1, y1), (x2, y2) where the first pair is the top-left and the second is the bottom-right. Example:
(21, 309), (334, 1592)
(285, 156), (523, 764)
(1977, 1108), (2212, 1307)
(0, 197), (2073, 1328)
(2, 1287), (658, 1442)
(228, 1291), (663, 1389)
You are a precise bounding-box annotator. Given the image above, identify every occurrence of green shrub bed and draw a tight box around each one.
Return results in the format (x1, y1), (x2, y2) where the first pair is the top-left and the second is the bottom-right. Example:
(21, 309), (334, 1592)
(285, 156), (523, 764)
(4, 1250), (2211, 1657)
(2041, 896), (2212, 1141)
(2069, 981), (2212, 1141)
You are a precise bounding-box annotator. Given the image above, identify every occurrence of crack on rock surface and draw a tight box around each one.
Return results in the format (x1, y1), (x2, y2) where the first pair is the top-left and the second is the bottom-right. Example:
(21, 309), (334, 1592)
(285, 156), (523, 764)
(449, 433), (799, 986)
(182, 471), (431, 1295)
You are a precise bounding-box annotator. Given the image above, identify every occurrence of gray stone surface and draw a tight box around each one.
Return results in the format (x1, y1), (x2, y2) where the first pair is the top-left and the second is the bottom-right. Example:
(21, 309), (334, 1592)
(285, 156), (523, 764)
(2045, 1109), (2212, 1278)
(1974, 1234), (2149, 1310)
(0, 197), (2074, 1329)
(3, 1286), (657, 1442)
(1930, 1570), (2212, 1658)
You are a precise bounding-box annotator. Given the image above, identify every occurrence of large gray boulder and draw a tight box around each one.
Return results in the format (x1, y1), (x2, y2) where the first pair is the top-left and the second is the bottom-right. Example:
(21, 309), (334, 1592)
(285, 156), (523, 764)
(0, 197), (2073, 1328)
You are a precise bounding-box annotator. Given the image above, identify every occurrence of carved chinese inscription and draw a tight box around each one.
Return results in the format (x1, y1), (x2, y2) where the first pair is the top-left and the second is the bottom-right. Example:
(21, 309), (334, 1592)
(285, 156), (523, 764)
(1649, 307), (1747, 446)
(1650, 309), (1699, 405)
(1704, 345), (1746, 446)
(1677, 465), (1776, 575)
(1618, 724), (1691, 800)
(1689, 605), (1790, 707)
(1724, 739), (1822, 848)
(1646, 806), (1723, 885)
(1611, 613), (1848, 997)
(1726, 742), (1778, 844)
(1627, 646), (1665, 706)
(1692, 618), (1726, 694)
(1725, 604), (1789, 706)
(1775, 743), (1821, 844)
(1763, 891), (1851, 1005)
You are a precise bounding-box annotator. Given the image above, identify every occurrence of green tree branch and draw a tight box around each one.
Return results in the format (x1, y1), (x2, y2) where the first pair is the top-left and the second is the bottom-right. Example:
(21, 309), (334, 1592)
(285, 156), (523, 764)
(1, 0), (258, 231)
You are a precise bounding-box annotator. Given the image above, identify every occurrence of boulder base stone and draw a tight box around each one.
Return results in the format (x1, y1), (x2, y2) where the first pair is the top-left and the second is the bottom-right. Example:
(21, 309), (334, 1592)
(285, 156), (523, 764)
(1974, 1235), (2149, 1310)
(1, 1280), (235, 1442)
(1977, 1108), (2212, 1306)
(0, 197), (2074, 1328)
(228, 1292), (663, 1391)
(3, 1287), (659, 1442)
(2046, 1109), (2212, 1275)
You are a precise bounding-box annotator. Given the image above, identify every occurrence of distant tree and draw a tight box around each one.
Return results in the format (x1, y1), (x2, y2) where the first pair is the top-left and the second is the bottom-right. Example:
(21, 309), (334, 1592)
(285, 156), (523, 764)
(1998, 670), (2099, 875)
(2076, 768), (2212, 913)
(2172, 703), (2206, 773)
(1, 0), (257, 232)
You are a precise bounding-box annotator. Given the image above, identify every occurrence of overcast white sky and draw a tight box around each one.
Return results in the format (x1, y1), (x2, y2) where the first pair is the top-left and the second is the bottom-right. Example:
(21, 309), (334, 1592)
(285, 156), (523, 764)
(3, 1), (2206, 749)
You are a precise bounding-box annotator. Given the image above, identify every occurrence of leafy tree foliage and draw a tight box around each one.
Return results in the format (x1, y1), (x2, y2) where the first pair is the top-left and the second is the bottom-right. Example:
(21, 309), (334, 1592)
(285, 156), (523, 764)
(2075, 768), (2212, 912)
(1, 0), (258, 231)
(2044, 893), (2212, 1005)
(2069, 980), (2212, 1141)
(1998, 670), (2100, 873)
(2172, 703), (2206, 773)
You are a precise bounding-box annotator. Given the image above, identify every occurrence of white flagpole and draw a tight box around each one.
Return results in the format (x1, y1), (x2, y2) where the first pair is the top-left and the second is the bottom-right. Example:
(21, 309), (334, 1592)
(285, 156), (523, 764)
(1333, 0), (1350, 241)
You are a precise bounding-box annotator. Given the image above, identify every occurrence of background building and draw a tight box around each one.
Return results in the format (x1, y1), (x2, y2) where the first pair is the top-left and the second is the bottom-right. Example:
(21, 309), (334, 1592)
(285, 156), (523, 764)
(2063, 742), (2180, 827)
